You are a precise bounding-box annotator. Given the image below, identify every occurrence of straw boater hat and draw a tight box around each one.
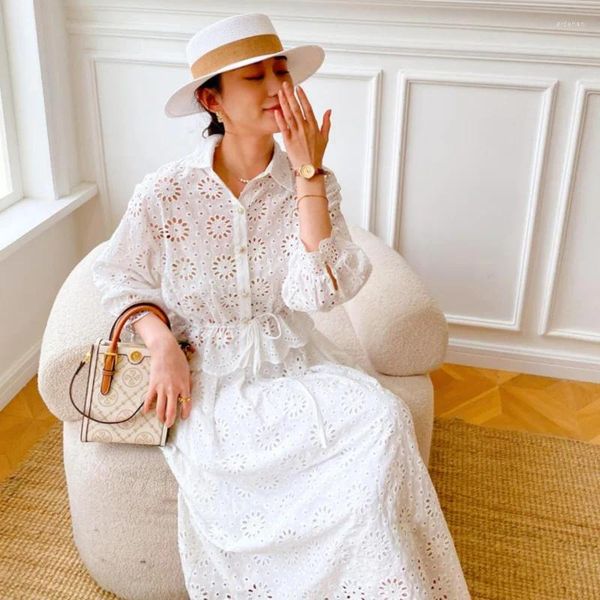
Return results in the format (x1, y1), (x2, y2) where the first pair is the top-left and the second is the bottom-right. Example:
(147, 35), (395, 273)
(164, 13), (325, 118)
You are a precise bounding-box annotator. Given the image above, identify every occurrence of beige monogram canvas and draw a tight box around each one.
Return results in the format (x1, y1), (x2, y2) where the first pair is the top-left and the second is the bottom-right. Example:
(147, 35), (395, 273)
(81, 338), (169, 446)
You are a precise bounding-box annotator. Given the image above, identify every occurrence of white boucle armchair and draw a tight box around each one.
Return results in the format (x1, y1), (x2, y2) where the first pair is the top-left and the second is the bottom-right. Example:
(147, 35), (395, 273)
(37, 223), (448, 600)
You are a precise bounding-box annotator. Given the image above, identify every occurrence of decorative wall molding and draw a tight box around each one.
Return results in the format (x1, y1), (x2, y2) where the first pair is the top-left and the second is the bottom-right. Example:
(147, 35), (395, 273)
(314, 67), (382, 231)
(389, 71), (557, 331)
(65, 18), (600, 67)
(540, 81), (600, 343)
(84, 51), (193, 230)
(65, 0), (600, 19)
(379, 0), (600, 16)
(446, 336), (600, 382)
(64, 1), (600, 44)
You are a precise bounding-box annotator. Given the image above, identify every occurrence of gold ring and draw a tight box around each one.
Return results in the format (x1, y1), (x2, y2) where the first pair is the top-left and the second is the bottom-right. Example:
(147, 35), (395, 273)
(177, 395), (191, 404)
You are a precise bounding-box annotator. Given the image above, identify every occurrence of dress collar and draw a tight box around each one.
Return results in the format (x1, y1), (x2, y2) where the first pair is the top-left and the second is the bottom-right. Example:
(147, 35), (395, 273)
(185, 133), (295, 193)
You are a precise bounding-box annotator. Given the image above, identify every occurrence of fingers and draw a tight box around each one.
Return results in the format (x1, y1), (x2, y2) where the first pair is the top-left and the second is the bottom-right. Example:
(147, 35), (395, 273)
(142, 386), (193, 425)
(143, 387), (156, 415)
(180, 392), (193, 420)
(278, 82), (302, 130)
(164, 387), (179, 428)
(177, 375), (192, 421)
(273, 106), (289, 135)
(142, 366), (194, 426)
(321, 108), (332, 139)
(295, 85), (318, 128)
(277, 87), (293, 130)
(155, 386), (168, 425)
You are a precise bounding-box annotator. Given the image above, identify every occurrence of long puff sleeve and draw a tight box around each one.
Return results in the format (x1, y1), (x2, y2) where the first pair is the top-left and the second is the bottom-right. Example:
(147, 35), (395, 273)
(281, 170), (373, 313)
(92, 173), (173, 340)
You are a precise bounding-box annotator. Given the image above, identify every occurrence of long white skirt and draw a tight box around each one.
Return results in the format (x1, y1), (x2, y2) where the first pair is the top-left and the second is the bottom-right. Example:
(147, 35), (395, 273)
(159, 355), (471, 599)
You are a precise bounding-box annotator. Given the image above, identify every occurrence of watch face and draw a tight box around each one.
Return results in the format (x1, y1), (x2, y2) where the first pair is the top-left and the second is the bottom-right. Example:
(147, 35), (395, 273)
(300, 164), (315, 178)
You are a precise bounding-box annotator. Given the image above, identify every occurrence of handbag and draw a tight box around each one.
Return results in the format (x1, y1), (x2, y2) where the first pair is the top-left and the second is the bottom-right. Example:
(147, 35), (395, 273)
(69, 302), (196, 446)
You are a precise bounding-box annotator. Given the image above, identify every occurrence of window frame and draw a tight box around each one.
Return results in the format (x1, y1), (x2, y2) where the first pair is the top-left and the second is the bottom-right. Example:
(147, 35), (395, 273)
(0, 1), (23, 213)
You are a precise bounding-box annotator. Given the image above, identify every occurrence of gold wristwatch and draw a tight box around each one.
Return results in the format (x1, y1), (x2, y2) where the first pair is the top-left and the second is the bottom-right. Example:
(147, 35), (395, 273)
(294, 163), (328, 180)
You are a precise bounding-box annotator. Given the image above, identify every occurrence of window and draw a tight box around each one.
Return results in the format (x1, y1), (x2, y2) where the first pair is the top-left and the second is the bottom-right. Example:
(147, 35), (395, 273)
(0, 2), (22, 213)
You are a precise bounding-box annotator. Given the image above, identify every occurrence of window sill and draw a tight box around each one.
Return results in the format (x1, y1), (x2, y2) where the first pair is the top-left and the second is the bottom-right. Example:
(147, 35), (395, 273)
(0, 182), (98, 262)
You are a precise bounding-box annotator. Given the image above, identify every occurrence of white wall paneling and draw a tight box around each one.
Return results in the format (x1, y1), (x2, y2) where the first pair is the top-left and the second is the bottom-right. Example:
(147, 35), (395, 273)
(64, 0), (600, 382)
(390, 72), (557, 333)
(540, 81), (600, 343)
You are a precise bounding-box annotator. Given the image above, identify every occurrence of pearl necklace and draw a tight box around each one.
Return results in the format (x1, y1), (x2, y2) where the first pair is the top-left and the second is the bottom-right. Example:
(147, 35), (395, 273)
(235, 150), (274, 184)
(228, 151), (274, 184)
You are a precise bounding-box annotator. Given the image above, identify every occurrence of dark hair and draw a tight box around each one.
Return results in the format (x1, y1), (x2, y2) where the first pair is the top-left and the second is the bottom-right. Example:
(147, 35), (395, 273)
(195, 73), (224, 138)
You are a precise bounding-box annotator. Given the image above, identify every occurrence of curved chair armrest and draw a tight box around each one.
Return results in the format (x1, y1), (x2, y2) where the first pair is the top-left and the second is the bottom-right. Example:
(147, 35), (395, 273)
(38, 244), (112, 422)
(345, 225), (448, 377)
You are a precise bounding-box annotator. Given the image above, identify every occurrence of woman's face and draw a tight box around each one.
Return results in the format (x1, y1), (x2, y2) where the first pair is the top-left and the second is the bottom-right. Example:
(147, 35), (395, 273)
(204, 56), (294, 134)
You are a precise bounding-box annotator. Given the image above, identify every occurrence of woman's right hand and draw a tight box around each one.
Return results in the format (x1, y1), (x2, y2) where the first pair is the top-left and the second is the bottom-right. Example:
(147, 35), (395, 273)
(142, 336), (193, 427)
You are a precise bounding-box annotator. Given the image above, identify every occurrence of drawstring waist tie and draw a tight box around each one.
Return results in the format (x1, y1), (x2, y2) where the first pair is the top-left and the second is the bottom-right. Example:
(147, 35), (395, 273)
(202, 311), (329, 450)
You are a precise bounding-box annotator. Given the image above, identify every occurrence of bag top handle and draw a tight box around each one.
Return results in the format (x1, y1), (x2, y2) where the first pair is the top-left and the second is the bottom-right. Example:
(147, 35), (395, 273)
(101, 302), (171, 395)
(108, 302), (171, 343)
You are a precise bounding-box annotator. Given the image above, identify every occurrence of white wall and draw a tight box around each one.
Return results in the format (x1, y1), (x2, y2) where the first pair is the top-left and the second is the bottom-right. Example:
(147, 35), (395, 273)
(2, 1), (600, 411)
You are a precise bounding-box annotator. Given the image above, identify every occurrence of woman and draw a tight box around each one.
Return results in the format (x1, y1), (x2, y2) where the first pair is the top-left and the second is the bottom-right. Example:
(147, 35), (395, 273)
(92, 13), (471, 599)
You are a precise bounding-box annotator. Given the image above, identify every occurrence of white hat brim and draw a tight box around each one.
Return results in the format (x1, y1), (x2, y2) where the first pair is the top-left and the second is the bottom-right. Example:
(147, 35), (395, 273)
(164, 44), (325, 118)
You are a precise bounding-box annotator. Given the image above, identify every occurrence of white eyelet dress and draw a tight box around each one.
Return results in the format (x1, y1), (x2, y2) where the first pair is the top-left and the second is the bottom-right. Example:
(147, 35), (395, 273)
(92, 133), (472, 599)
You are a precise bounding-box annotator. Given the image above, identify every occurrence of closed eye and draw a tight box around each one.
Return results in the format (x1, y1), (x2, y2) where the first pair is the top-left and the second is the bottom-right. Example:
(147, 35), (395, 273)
(246, 71), (290, 80)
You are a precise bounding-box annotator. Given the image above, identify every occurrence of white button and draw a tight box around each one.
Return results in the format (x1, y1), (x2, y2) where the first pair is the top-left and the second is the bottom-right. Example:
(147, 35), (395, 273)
(242, 317), (250, 324)
(241, 290), (249, 298)
(239, 245), (247, 253)
(237, 206), (245, 214)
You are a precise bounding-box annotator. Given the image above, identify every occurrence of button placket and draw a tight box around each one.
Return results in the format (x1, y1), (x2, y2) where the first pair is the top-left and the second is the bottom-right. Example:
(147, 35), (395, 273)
(233, 200), (252, 322)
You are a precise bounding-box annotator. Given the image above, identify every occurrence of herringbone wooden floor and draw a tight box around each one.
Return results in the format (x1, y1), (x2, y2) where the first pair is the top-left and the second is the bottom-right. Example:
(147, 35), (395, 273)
(430, 364), (600, 444)
(1, 365), (599, 483)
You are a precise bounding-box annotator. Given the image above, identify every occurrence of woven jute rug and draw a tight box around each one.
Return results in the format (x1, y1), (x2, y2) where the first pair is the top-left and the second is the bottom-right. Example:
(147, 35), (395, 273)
(1, 417), (598, 599)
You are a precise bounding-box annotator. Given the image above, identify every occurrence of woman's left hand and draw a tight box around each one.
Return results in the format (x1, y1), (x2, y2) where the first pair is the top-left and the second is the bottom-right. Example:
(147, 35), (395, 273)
(274, 81), (332, 169)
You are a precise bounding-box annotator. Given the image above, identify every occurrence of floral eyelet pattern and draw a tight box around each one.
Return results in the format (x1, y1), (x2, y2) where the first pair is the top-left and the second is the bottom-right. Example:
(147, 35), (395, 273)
(155, 175), (182, 203)
(206, 214), (232, 240)
(92, 133), (471, 598)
